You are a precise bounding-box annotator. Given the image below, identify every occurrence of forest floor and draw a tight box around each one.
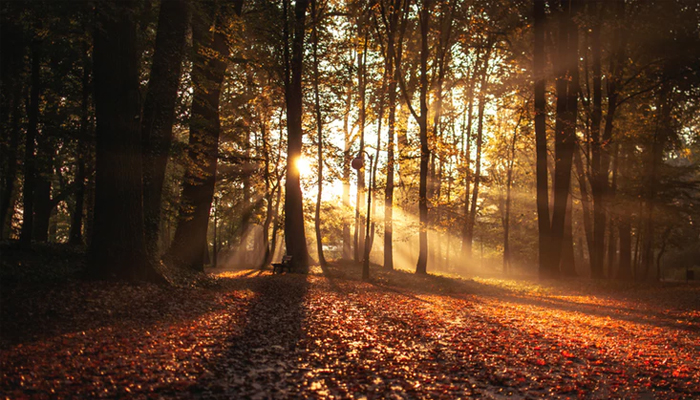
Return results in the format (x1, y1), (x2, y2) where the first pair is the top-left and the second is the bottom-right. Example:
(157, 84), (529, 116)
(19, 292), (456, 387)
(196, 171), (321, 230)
(2, 245), (700, 399)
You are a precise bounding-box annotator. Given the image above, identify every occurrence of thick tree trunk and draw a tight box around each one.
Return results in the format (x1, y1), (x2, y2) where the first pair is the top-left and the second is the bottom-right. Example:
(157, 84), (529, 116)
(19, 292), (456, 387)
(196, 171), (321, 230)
(89, 0), (161, 281)
(20, 42), (41, 245)
(169, 1), (241, 272)
(534, 0), (551, 278)
(547, 0), (579, 278)
(0, 24), (24, 238)
(283, 0), (311, 269)
(142, 0), (191, 257)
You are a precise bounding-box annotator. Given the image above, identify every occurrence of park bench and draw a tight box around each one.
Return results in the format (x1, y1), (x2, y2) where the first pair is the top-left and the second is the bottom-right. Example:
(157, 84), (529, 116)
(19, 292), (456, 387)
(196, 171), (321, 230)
(272, 255), (294, 274)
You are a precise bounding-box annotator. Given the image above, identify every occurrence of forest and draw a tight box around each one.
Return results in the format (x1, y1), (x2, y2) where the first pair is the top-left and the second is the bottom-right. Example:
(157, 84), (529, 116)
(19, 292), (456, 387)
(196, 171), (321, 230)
(1, 0), (699, 398)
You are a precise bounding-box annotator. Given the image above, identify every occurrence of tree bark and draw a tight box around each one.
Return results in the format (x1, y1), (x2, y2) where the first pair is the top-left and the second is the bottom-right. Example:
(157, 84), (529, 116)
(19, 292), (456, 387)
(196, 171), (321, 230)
(20, 41), (41, 245)
(465, 49), (490, 260)
(142, 0), (191, 257)
(69, 43), (91, 245)
(415, 0), (431, 275)
(0, 22), (24, 238)
(283, 0), (311, 269)
(89, 0), (161, 281)
(169, 1), (242, 272)
(311, 0), (326, 266)
(534, 0), (551, 278)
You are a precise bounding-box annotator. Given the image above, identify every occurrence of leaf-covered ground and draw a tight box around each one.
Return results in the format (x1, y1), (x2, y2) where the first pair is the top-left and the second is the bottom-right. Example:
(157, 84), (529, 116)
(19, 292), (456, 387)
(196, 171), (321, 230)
(2, 259), (699, 399)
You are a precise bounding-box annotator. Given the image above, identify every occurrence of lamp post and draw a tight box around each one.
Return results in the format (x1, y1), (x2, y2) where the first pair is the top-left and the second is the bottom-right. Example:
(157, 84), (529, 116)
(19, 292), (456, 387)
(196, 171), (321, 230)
(352, 151), (373, 281)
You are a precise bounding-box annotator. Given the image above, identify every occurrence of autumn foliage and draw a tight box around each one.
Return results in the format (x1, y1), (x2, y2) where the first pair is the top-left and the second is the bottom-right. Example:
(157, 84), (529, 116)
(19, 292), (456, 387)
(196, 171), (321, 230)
(2, 260), (698, 398)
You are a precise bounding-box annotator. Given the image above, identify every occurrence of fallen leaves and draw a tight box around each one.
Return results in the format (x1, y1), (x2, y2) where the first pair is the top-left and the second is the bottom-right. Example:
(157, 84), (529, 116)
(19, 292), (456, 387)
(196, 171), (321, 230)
(1, 263), (699, 398)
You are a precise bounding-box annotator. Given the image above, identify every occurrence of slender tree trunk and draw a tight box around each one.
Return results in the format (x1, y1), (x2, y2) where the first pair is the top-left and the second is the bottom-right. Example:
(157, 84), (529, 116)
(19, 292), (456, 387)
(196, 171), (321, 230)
(415, 0), (432, 275)
(503, 115), (520, 274)
(311, 0), (326, 266)
(354, 29), (368, 263)
(461, 63), (476, 258)
(342, 81), (353, 260)
(284, 0), (311, 269)
(89, 0), (161, 281)
(69, 46), (91, 245)
(465, 51), (490, 259)
(142, 0), (191, 257)
(382, 0), (404, 270)
(574, 145), (594, 264)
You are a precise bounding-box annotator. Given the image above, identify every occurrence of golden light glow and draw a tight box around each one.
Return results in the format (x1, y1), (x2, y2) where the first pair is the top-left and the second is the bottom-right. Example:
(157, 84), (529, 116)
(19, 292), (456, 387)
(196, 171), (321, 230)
(295, 156), (312, 177)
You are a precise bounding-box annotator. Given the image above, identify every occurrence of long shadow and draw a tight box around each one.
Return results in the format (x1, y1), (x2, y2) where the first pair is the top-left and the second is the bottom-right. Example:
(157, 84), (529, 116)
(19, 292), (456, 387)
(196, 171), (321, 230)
(321, 261), (700, 334)
(192, 272), (310, 398)
(316, 262), (698, 398)
(0, 271), (268, 349)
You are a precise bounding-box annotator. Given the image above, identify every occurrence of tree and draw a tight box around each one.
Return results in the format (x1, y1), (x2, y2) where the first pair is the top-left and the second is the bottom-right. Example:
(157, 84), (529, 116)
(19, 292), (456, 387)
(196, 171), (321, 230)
(89, 0), (161, 281)
(283, 0), (311, 269)
(142, 0), (191, 256)
(169, 1), (243, 272)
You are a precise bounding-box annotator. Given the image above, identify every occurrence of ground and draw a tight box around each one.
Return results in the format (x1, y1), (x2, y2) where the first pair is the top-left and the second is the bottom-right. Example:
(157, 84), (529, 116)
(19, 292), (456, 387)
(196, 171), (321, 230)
(1, 250), (699, 399)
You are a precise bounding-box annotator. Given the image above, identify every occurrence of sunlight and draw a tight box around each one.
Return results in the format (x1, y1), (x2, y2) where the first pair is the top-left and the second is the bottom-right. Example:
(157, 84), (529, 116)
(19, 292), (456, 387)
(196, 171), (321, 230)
(295, 156), (312, 178)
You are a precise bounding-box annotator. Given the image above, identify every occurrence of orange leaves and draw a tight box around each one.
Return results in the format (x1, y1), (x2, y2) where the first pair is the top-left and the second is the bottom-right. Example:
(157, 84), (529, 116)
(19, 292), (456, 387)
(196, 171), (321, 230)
(2, 265), (699, 399)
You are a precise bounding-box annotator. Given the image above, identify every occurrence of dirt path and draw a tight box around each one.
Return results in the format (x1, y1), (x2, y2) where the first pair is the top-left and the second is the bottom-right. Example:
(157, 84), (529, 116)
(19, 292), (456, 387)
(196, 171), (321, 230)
(2, 264), (699, 398)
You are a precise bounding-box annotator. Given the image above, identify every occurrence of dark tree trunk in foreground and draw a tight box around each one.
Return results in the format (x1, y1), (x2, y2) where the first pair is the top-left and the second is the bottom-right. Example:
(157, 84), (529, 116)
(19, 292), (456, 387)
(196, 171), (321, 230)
(169, 1), (242, 272)
(284, 0), (311, 269)
(0, 21), (24, 238)
(89, 0), (161, 281)
(20, 42), (42, 245)
(142, 0), (191, 257)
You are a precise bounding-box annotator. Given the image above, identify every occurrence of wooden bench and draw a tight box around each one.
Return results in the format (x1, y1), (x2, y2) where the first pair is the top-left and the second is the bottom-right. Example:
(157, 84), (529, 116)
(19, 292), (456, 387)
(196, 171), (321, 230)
(272, 255), (294, 274)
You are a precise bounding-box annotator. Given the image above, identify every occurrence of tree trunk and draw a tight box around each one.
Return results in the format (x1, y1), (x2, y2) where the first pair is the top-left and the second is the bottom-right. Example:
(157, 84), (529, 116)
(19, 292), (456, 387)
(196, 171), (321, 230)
(465, 50), (490, 260)
(534, 0), (551, 278)
(574, 145), (594, 264)
(547, 0), (579, 278)
(0, 23), (24, 238)
(20, 41), (41, 245)
(169, 1), (241, 272)
(354, 28), (368, 263)
(89, 0), (161, 281)
(415, 0), (431, 275)
(311, 0), (326, 266)
(142, 0), (191, 256)
(589, 0), (606, 279)
(283, 0), (311, 269)
(69, 45), (91, 245)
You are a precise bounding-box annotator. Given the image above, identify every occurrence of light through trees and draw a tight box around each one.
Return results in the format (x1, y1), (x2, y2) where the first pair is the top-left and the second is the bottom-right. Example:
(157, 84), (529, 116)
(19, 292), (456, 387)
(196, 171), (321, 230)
(0, 0), (697, 282)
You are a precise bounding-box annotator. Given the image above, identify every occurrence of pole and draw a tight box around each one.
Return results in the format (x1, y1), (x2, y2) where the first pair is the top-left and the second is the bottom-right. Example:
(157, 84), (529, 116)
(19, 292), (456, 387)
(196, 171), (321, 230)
(362, 155), (373, 281)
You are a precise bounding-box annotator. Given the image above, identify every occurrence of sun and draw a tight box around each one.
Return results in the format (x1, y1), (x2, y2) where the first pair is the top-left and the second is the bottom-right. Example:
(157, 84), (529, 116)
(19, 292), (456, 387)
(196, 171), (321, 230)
(295, 156), (312, 177)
